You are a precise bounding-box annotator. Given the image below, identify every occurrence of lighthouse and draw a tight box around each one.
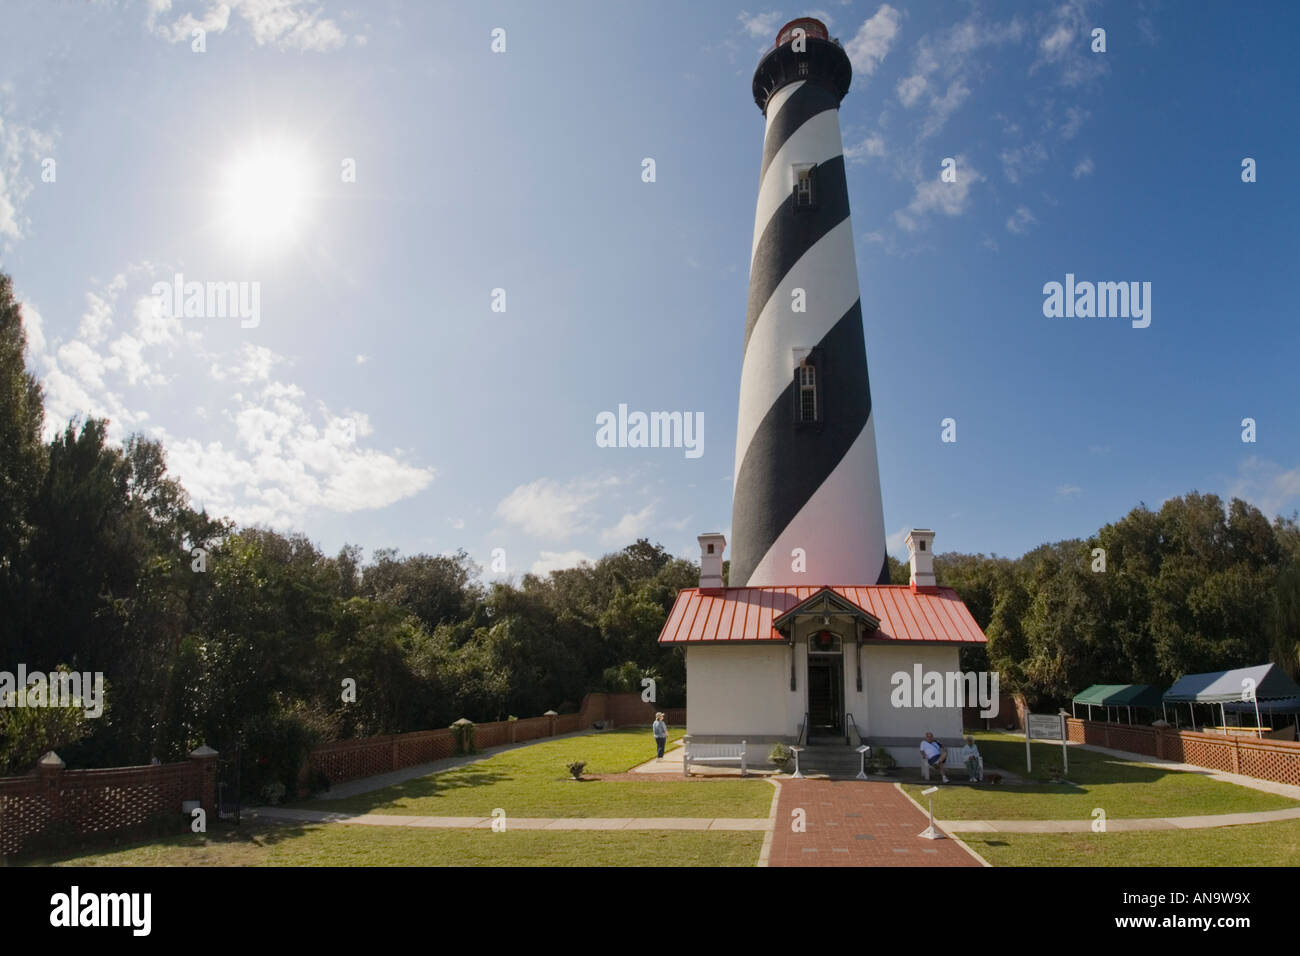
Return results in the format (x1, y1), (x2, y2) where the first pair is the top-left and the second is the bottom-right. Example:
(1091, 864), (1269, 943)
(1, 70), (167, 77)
(730, 17), (888, 587)
(657, 17), (987, 768)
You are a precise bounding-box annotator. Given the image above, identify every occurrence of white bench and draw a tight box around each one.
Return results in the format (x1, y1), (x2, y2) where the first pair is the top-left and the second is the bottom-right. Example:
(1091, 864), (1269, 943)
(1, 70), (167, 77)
(921, 744), (983, 781)
(682, 738), (747, 776)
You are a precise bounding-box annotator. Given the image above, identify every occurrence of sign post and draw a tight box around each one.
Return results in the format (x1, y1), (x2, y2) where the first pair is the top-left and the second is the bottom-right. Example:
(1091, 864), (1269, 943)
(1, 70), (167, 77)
(1026, 713), (1068, 776)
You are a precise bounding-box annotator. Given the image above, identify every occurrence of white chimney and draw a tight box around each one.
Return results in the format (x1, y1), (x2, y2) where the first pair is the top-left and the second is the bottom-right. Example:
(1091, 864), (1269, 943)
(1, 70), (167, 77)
(698, 533), (726, 591)
(905, 529), (936, 590)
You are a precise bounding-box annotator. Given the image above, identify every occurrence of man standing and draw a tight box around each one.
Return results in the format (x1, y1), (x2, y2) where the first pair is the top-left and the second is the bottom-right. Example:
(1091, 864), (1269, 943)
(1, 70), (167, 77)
(652, 712), (668, 759)
(920, 732), (948, 783)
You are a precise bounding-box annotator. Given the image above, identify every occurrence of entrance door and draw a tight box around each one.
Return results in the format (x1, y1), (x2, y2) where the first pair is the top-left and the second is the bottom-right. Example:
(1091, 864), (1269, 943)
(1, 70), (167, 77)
(807, 657), (843, 736)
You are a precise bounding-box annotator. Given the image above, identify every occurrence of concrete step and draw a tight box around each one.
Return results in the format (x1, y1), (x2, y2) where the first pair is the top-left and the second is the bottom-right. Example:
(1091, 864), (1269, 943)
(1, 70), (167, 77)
(794, 746), (871, 776)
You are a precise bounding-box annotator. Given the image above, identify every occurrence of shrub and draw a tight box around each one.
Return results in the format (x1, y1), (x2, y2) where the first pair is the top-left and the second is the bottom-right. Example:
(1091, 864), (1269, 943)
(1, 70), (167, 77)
(241, 702), (333, 803)
(567, 760), (586, 780)
(769, 743), (793, 772)
(450, 718), (476, 755)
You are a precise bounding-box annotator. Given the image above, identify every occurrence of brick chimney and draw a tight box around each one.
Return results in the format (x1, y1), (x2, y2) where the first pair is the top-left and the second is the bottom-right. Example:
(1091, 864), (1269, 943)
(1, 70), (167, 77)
(698, 533), (726, 591)
(905, 529), (937, 591)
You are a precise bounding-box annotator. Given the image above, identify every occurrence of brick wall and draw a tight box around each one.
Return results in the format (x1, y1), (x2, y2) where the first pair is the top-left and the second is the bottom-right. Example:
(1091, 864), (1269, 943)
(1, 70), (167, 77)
(0, 693), (686, 857)
(0, 749), (216, 857)
(1065, 717), (1300, 787)
(301, 691), (684, 786)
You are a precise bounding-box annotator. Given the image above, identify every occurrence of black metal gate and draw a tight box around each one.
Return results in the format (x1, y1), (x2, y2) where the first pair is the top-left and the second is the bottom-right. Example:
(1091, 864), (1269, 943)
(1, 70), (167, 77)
(215, 742), (242, 825)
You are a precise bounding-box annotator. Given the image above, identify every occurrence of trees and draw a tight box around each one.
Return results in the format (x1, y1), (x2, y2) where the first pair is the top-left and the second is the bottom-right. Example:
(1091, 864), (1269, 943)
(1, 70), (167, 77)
(0, 274), (46, 662)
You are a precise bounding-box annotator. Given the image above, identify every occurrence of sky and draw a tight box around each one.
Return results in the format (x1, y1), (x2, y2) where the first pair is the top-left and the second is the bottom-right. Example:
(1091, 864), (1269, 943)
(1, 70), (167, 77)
(1, 0), (1297, 581)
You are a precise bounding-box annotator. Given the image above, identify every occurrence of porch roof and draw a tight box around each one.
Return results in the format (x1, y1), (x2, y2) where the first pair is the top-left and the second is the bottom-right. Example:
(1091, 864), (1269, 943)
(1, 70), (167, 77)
(656, 585), (988, 645)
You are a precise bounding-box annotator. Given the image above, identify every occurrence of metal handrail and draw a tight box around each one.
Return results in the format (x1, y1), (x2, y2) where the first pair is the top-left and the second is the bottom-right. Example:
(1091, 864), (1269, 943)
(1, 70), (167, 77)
(797, 712), (809, 746)
(844, 712), (858, 747)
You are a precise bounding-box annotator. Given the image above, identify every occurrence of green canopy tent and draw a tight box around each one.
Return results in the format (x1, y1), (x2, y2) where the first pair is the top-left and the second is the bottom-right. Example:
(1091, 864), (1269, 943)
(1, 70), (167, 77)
(1071, 684), (1166, 724)
(1162, 664), (1300, 737)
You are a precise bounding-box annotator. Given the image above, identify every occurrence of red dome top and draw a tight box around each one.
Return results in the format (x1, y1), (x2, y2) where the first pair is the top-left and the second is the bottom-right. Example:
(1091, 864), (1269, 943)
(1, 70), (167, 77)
(774, 17), (829, 47)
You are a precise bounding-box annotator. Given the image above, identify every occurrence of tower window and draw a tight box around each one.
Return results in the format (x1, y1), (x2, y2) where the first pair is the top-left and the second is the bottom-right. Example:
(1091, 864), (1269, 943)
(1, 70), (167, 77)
(797, 60), (809, 77)
(792, 163), (816, 209)
(796, 362), (819, 423)
(919, 540), (926, 551)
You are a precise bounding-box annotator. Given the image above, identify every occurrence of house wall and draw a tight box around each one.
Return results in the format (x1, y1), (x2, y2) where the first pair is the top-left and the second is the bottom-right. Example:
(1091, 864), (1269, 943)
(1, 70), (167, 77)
(686, 631), (967, 767)
(686, 642), (803, 738)
(859, 643), (964, 767)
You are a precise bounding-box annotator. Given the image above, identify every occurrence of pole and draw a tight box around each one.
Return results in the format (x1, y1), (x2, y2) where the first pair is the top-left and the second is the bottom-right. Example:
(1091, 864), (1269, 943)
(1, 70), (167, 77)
(1025, 723), (1032, 773)
(1060, 712), (1068, 775)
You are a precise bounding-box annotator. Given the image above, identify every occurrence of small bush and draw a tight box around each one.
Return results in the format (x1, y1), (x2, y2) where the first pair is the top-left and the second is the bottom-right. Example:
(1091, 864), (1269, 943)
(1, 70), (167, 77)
(450, 719), (476, 755)
(768, 743), (793, 772)
(567, 760), (586, 780)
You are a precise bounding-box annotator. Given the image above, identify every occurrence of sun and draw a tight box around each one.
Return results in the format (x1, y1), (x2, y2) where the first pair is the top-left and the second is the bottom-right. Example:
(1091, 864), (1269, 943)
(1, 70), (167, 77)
(217, 142), (312, 251)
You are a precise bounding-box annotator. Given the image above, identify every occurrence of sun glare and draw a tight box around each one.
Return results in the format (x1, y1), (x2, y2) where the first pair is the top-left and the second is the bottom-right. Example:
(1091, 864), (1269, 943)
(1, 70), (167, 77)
(218, 143), (312, 251)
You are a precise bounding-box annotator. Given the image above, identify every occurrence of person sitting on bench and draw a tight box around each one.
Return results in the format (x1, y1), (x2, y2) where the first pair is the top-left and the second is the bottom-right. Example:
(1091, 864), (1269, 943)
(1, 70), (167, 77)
(920, 732), (948, 783)
(963, 735), (983, 782)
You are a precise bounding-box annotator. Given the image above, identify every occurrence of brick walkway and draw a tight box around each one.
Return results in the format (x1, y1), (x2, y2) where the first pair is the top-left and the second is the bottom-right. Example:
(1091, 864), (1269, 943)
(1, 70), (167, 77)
(767, 779), (984, 867)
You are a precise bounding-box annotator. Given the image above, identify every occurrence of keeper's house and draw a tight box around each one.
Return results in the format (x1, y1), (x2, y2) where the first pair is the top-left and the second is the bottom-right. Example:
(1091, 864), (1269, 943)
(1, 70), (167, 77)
(657, 531), (988, 768)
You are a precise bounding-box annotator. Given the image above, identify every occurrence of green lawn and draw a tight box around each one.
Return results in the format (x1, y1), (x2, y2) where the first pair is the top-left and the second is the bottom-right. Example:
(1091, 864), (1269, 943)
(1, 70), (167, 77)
(966, 818), (1300, 866)
(903, 732), (1300, 820)
(299, 727), (774, 819)
(32, 820), (763, 867)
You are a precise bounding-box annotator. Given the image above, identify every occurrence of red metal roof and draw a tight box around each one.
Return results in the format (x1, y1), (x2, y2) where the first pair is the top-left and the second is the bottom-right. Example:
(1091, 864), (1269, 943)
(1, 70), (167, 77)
(657, 585), (987, 645)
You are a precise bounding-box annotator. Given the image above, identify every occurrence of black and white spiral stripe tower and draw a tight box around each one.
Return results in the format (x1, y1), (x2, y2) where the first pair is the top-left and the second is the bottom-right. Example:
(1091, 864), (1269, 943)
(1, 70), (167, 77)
(729, 17), (888, 588)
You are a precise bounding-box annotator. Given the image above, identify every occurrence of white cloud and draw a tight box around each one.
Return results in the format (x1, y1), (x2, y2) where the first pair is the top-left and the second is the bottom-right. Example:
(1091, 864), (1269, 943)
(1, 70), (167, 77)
(844, 4), (901, 76)
(919, 78), (969, 140)
(602, 503), (656, 545)
(448, 517), (465, 530)
(893, 156), (983, 232)
(28, 267), (433, 528)
(1056, 483), (1082, 499)
(1059, 105), (1089, 140)
(1072, 156), (1095, 179)
(894, 13), (1025, 145)
(1229, 457), (1300, 517)
(496, 477), (602, 540)
(355, 354), (368, 365)
(886, 526), (910, 556)
(896, 74), (927, 107)
(210, 343), (282, 383)
(738, 10), (785, 40)
(0, 88), (57, 246)
(530, 550), (596, 576)
(165, 384), (433, 526)
(1000, 141), (1048, 183)
(844, 132), (886, 162)
(20, 300), (46, 359)
(147, 0), (350, 52)
(1031, 1), (1109, 87)
(1005, 205), (1037, 234)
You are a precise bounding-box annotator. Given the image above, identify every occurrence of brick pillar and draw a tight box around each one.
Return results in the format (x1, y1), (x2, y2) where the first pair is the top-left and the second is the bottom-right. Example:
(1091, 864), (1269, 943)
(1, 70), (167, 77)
(544, 710), (558, 737)
(188, 745), (219, 813)
(1154, 728), (1164, 760)
(391, 734), (401, 772)
(509, 718), (517, 744)
(1231, 736), (1241, 774)
(36, 751), (65, 828)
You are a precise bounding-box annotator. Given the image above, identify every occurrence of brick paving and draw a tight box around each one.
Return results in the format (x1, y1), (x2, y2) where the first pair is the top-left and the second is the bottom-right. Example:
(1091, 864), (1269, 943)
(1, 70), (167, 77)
(767, 779), (983, 867)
